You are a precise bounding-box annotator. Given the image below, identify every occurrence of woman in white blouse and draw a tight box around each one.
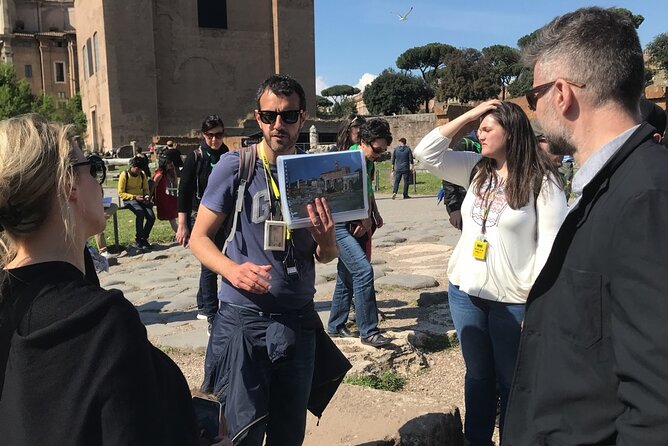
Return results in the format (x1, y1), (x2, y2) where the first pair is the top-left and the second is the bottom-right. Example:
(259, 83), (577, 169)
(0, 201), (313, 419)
(414, 100), (567, 445)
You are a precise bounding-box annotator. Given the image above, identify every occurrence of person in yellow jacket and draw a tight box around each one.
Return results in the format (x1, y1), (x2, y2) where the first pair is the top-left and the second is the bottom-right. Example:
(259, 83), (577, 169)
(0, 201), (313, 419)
(118, 156), (155, 249)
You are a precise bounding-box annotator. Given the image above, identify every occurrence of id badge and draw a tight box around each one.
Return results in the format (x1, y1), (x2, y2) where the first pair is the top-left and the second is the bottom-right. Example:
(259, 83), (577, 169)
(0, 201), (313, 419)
(264, 220), (286, 251)
(472, 237), (488, 261)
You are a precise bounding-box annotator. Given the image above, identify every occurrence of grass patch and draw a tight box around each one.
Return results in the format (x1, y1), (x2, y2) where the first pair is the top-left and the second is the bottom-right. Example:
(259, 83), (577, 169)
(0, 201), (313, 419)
(344, 371), (406, 392)
(94, 208), (176, 250)
(421, 333), (459, 353)
(373, 160), (443, 196)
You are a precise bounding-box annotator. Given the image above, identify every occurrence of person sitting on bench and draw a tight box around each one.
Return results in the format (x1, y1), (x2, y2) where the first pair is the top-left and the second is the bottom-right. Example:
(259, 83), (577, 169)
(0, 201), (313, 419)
(118, 156), (154, 250)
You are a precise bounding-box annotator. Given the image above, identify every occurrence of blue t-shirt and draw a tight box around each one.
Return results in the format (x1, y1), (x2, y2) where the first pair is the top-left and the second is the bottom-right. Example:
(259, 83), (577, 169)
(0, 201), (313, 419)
(201, 147), (317, 312)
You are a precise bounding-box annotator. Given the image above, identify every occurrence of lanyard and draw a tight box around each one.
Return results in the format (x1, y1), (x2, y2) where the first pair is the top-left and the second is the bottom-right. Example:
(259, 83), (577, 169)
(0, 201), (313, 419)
(259, 140), (291, 240)
(480, 177), (498, 235)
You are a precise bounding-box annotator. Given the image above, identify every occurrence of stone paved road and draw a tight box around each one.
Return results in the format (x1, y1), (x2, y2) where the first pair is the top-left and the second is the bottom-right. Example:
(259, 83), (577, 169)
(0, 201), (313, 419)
(98, 193), (461, 350)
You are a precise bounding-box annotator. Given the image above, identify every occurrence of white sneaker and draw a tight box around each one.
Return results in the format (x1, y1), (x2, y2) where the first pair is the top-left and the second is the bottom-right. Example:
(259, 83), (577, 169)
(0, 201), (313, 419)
(196, 313), (208, 321)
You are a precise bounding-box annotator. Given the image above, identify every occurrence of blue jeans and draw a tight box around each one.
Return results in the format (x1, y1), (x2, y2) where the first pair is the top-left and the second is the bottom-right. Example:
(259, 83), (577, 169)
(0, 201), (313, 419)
(124, 200), (155, 242)
(238, 327), (316, 446)
(448, 283), (524, 446)
(392, 170), (410, 196)
(327, 223), (380, 338)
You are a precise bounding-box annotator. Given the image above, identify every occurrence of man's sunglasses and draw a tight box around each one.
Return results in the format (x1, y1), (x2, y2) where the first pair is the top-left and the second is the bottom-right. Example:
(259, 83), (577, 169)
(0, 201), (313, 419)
(257, 109), (303, 125)
(203, 131), (224, 139)
(364, 141), (386, 154)
(525, 79), (586, 111)
(72, 154), (106, 185)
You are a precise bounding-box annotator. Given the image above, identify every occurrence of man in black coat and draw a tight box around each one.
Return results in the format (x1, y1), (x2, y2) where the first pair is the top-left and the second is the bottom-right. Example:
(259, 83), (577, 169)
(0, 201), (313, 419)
(503, 7), (668, 446)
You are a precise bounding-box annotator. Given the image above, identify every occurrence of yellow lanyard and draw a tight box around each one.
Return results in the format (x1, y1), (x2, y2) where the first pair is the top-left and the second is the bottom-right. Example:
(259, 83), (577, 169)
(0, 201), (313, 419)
(259, 140), (291, 240)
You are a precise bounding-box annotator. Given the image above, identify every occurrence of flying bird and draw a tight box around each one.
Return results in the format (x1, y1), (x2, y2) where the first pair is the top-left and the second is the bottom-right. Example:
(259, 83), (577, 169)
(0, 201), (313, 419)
(396, 6), (413, 21)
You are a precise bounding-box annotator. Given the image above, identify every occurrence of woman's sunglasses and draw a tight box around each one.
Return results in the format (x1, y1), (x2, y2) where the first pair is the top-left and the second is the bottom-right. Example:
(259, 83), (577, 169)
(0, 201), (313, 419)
(257, 109), (303, 125)
(72, 154), (106, 185)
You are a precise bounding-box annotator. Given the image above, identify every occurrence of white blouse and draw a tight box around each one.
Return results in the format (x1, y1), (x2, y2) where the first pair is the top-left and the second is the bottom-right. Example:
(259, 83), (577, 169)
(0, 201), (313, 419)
(415, 128), (568, 304)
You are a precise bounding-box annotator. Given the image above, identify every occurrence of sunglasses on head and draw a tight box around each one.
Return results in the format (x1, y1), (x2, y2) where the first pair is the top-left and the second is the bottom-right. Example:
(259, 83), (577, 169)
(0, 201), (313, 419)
(72, 154), (106, 185)
(203, 131), (224, 139)
(257, 109), (303, 125)
(524, 79), (586, 111)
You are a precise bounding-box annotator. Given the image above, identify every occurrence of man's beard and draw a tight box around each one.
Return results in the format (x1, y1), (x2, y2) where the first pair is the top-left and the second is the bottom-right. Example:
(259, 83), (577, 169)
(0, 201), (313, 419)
(541, 105), (577, 157)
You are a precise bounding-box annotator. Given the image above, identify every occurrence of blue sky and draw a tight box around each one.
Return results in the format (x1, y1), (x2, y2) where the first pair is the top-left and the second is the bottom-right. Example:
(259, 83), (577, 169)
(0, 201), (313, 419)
(314, 0), (668, 94)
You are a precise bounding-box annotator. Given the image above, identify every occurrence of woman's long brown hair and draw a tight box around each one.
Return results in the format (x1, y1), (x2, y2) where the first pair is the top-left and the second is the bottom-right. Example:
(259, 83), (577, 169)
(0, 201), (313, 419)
(471, 102), (561, 209)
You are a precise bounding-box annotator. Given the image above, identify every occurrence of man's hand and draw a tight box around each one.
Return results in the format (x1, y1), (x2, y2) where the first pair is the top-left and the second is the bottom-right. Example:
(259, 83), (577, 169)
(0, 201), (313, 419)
(352, 217), (372, 238)
(226, 262), (272, 293)
(307, 198), (337, 263)
(449, 210), (463, 230)
(176, 223), (190, 247)
(135, 194), (144, 201)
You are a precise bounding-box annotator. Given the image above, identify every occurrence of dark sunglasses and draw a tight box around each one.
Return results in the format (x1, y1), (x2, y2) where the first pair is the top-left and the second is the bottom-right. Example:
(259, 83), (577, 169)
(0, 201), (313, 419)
(364, 141), (386, 154)
(203, 131), (224, 139)
(72, 154), (106, 185)
(525, 79), (586, 111)
(257, 109), (303, 125)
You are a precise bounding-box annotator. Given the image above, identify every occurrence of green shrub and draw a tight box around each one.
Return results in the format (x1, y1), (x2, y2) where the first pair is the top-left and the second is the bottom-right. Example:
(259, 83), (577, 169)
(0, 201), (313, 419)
(344, 371), (406, 392)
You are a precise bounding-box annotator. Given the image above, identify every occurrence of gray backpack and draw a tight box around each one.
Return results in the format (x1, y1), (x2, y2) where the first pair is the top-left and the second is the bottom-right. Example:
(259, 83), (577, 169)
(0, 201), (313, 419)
(220, 145), (257, 254)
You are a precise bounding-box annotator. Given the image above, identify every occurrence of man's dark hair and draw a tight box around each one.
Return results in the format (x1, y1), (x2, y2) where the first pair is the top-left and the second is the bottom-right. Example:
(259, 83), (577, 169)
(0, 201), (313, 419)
(256, 74), (306, 111)
(359, 118), (393, 146)
(201, 115), (225, 133)
(524, 7), (644, 113)
(399, 137), (407, 144)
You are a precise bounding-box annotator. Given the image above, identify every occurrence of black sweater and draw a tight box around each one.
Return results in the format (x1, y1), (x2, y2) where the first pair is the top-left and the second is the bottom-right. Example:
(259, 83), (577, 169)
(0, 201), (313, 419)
(0, 262), (199, 445)
(177, 143), (229, 215)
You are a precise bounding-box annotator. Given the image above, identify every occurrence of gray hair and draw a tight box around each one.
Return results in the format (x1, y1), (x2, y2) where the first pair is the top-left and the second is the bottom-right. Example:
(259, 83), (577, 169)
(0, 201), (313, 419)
(523, 7), (644, 113)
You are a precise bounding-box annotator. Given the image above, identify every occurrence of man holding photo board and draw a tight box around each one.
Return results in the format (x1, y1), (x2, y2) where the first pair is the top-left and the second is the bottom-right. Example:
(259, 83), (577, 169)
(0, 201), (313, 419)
(189, 74), (344, 446)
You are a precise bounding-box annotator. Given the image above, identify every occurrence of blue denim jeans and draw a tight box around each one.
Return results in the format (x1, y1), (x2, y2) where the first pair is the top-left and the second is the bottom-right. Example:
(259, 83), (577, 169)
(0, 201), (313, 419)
(447, 283), (524, 446)
(392, 170), (410, 196)
(327, 223), (380, 338)
(124, 200), (155, 242)
(238, 328), (316, 446)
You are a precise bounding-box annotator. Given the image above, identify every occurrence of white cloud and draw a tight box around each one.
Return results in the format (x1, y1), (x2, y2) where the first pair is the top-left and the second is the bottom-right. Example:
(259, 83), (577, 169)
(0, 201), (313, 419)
(355, 73), (377, 91)
(315, 76), (329, 95)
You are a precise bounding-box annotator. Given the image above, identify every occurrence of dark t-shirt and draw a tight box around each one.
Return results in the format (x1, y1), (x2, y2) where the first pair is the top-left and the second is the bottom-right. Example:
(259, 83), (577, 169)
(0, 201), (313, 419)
(201, 148), (317, 312)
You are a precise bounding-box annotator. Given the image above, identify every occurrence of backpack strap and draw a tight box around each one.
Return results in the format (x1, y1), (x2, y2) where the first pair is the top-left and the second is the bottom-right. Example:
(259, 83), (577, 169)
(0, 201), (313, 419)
(194, 147), (205, 201)
(221, 145), (257, 255)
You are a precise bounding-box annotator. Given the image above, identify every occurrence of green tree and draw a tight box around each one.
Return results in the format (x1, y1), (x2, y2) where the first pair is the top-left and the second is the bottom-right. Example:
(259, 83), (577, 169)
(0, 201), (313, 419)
(647, 33), (668, 73)
(363, 69), (431, 115)
(517, 30), (539, 50)
(482, 45), (521, 100)
(437, 48), (500, 103)
(507, 68), (533, 98)
(331, 97), (357, 118)
(607, 7), (644, 29)
(396, 42), (456, 111)
(0, 63), (34, 118)
(321, 85), (360, 106)
(63, 93), (87, 136)
(316, 95), (333, 109)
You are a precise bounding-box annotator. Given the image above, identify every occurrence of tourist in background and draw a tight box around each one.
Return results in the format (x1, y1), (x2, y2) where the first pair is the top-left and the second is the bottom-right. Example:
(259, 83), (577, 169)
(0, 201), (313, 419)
(177, 115), (229, 330)
(333, 113), (366, 151)
(327, 118), (393, 348)
(391, 137), (414, 199)
(414, 100), (567, 445)
(152, 152), (179, 233)
(118, 156), (155, 250)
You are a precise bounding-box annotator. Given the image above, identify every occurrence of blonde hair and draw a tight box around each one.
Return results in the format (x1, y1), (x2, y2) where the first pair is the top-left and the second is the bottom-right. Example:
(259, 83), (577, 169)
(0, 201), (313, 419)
(0, 114), (76, 267)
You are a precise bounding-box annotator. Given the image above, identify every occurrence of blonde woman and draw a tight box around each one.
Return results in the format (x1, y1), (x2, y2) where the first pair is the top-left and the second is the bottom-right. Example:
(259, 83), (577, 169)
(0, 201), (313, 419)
(0, 114), (229, 445)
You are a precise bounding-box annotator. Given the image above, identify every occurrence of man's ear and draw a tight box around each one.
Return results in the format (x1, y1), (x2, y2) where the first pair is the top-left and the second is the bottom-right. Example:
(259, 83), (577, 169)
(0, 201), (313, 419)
(653, 133), (662, 143)
(299, 110), (309, 130)
(552, 79), (575, 116)
(254, 110), (262, 127)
